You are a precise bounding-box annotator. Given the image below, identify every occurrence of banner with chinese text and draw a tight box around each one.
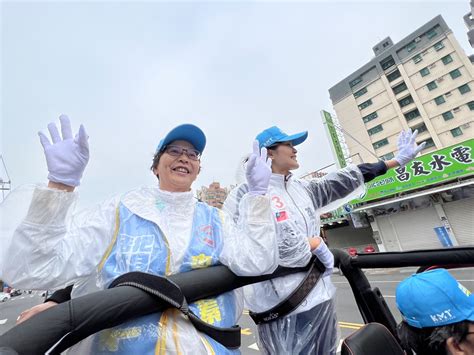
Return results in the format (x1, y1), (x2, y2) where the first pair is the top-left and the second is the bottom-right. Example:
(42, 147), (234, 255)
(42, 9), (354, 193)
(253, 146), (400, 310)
(354, 139), (474, 204)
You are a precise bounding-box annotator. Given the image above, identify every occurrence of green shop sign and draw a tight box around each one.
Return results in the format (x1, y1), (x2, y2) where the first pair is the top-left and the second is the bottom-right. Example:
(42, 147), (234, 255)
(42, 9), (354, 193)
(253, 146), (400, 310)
(354, 139), (474, 204)
(321, 110), (346, 169)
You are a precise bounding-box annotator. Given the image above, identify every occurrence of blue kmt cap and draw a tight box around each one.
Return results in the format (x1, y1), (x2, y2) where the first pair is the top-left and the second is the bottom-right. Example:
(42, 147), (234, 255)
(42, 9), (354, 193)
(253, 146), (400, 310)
(255, 126), (308, 149)
(396, 269), (474, 328)
(156, 124), (206, 153)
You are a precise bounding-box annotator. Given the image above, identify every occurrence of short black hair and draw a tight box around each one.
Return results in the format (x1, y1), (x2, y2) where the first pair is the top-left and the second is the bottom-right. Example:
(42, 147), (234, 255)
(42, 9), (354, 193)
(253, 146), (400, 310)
(150, 150), (164, 179)
(397, 320), (472, 355)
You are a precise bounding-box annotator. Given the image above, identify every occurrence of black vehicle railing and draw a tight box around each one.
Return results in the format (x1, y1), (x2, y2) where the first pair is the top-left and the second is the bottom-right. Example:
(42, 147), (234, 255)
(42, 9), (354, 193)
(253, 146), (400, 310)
(333, 246), (474, 342)
(1, 246), (473, 354)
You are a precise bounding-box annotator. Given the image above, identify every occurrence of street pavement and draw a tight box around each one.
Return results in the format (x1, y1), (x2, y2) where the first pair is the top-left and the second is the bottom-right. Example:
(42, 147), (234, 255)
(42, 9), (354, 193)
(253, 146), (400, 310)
(0, 291), (44, 332)
(1, 268), (472, 354)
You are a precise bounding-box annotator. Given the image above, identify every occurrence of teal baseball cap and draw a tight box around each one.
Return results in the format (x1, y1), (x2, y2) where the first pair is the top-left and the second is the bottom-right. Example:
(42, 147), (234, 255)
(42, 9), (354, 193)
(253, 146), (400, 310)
(396, 269), (474, 328)
(255, 126), (308, 149)
(156, 124), (206, 153)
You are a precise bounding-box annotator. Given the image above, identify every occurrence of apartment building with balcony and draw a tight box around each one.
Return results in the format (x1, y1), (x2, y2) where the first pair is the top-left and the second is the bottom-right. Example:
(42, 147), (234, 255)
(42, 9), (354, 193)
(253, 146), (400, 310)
(326, 15), (474, 252)
(329, 15), (473, 166)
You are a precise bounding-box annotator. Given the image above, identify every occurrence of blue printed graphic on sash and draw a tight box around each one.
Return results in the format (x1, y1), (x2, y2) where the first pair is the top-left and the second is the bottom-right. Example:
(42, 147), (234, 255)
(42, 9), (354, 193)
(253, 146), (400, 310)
(92, 313), (162, 354)
(188, 291), (237, 328)
(116, 233), (155, 273)
(96, 201), (237, 353)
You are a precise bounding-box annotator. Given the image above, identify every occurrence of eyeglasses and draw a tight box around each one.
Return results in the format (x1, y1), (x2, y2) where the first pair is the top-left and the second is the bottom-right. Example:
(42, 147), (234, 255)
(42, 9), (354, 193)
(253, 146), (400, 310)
(164, 145), (201, 161)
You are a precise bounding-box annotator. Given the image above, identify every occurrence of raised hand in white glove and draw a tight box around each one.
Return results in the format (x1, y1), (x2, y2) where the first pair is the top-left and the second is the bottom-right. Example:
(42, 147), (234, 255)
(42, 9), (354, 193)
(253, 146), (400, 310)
(394, 129), (426, 167)
(312, 238), (334, 277)
(38, 115), (89, 187)
(246, 140), (272, 195)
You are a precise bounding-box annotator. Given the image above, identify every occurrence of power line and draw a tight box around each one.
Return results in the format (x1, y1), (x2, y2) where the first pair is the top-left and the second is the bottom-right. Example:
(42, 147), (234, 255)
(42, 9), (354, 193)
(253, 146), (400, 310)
(323, 118), (381, 161)
(0, 155), (12, 202)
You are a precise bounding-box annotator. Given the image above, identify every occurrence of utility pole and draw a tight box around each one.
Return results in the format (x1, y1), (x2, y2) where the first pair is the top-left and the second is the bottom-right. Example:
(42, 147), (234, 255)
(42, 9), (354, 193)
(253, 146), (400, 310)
(0, 155), (11, 202)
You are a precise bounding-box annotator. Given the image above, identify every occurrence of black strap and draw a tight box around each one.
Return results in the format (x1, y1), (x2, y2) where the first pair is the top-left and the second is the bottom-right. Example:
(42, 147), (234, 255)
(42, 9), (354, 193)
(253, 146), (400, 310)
(187, 313), (241, 348)
(109, 271), (241, 349)
(249, 257), (324, 324)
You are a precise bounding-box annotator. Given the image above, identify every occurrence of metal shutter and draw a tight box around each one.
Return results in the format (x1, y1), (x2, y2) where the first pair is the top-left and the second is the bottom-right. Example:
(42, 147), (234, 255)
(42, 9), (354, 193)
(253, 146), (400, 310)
(443, 197), (474, 246)
(376, 215), (402, 251)
(389, 207), (443, 250)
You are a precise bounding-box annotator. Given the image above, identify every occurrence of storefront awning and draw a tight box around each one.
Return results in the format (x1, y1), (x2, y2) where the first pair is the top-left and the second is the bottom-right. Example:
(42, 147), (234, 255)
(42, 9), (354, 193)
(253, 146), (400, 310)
(352, 178), (474, 212)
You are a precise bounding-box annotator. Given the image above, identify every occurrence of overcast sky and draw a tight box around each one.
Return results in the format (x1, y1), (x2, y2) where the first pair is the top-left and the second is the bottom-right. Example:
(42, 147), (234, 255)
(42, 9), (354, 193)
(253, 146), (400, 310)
(1, 0), (472, 208)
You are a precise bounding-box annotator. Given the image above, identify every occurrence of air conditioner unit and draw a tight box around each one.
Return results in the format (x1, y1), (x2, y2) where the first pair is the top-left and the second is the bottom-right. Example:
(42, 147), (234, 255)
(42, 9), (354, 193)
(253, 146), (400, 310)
(453, 107), (461, 113)
(429, 63), (437, 69)
(445, 91), (452, 97)
(437, 77), (444, 83)
(462, 123), (471, 129)
(414, 36), (421, 43)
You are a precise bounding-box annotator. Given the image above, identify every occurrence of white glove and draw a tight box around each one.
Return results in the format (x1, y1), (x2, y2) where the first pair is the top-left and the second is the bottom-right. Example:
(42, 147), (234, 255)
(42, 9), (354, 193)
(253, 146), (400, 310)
(313, 238), (334, 277)
(38, 115), (89, 187)
(246, 140), (272, 195)
(394, 129), (426, 167)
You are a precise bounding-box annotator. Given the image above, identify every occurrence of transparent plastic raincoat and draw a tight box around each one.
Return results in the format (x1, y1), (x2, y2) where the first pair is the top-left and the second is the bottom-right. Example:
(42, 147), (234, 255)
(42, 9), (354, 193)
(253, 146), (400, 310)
(224, 164), (367, 355)
(0, 184), (279, 354)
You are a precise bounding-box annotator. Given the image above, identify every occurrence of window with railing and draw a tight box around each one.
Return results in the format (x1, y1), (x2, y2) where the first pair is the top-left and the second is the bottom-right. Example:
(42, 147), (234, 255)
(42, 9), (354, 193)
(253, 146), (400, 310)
(441, 55), (453, 65)
(373, 138), (389, 150)
(392, 82), (408, 95)
(451, 127), (463, 137)
(399, 95), (414, 108)
(380, 152), (395, 161)
(350, 77), (363, 87)
(353, 87), (368, 98)
(434, 41), (444, 51)
(406, 42), (416, 53)
(459, 84), (471, 95)
(358, 99), (373, 110)
(449, 69), (461, 79)
(423, 138), (435, 149)
(427, 81), (437, 91)
(434, 95), (445, 105)
(368, 124), (383, 136)
(442, 111), (454, 120)
(426, 28), (438, 39)
(380, 56), (395, 70)
(420, 67), (430, 77)
(387, 70), (401, 82)
(413, 54), (422, 64)
(362, 112), (378, 123)
(413, 123), (427, 133)
(404, 109), (421, 121)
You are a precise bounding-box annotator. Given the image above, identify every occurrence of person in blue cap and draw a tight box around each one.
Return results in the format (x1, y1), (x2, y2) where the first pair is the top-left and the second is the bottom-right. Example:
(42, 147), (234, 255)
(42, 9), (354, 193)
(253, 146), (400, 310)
(396, 269), (474, 355)
(225, 125), (426, 355)
(1, 115), (279, 354)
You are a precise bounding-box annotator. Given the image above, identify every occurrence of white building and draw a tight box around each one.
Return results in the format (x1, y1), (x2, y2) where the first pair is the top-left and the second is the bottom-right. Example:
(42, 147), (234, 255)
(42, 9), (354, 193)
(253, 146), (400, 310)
(325, 16), (474, 252)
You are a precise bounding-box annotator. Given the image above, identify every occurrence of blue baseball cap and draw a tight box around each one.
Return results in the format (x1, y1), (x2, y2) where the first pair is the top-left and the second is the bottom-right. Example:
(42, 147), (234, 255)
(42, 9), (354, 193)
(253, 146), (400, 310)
(255, 126), (308, 149)
(156, 124), (206, 153)
(396, 269), (474, 328)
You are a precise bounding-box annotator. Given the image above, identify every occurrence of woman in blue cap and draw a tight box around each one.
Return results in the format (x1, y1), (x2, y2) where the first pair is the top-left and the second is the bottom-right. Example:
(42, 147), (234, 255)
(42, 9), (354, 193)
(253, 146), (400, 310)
(396, 269), (474, 355)
(225, 125), (426, 355)
(1, 115), (279, 354)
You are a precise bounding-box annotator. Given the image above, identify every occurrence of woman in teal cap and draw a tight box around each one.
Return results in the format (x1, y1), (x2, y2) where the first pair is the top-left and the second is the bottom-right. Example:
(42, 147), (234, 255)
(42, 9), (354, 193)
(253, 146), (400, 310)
(225, 125), (425, 355)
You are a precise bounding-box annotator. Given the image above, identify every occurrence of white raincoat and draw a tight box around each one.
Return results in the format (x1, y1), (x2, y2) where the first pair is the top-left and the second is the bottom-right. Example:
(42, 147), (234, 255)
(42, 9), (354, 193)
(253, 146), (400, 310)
(224, 164), (366, 355)
(0, 184), (279, 354)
